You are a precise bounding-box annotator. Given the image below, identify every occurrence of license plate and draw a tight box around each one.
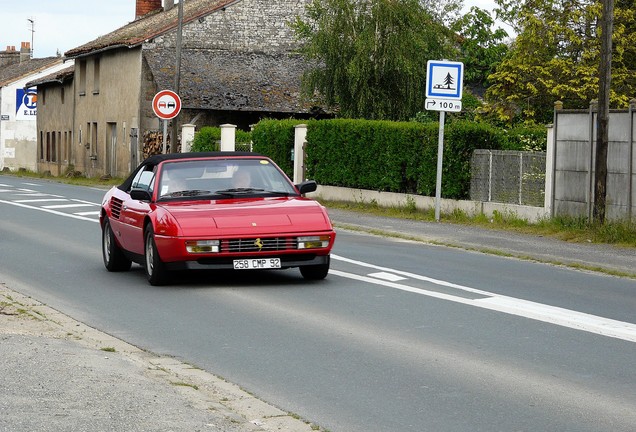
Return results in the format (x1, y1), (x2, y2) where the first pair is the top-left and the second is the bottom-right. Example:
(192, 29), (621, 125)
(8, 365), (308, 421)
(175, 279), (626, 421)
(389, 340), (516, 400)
(233, 258), (281, 270)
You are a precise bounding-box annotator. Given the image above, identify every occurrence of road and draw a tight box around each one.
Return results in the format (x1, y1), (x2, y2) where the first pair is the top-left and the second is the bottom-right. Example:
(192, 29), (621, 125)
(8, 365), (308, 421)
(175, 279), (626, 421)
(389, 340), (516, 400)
(1, 175), (635, 432)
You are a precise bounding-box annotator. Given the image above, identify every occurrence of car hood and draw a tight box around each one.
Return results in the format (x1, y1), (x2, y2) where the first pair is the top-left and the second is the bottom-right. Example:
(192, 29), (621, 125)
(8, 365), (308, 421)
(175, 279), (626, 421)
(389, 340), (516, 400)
(158, 197), (332, 237)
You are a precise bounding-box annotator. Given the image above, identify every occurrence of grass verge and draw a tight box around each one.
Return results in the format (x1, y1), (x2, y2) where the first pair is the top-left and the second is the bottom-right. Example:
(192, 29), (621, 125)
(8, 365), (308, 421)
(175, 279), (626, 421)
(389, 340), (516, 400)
(323, 200), (636, 248)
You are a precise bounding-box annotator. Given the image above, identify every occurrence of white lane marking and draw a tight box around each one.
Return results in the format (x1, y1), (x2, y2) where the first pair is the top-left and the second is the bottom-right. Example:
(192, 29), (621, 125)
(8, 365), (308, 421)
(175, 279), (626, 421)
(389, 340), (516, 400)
(75, 211), (100, 216)
(330, 261), (636, 343)
(14, 198), (69, 203)
(0, 199), (99, 223)
(43, 203), (94, 209)
(13, 192), (64, 198)
(333, 254), (492, 296)
(70, 198), (101, 206)
(368, 271), (406, 282)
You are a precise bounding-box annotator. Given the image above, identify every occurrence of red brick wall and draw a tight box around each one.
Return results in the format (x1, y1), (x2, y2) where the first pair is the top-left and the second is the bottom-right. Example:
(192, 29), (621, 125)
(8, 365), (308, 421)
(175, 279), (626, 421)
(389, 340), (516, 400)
(136, 0), (162, 18)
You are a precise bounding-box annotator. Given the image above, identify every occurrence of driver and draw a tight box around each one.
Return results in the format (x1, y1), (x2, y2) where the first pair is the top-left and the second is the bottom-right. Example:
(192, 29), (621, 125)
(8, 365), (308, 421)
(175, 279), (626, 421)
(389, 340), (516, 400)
(232, 169), (251, 188)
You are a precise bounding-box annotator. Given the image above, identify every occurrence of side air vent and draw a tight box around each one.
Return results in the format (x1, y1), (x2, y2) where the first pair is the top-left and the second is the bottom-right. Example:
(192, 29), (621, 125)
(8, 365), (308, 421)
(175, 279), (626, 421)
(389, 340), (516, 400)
(110, 197), (123, 220)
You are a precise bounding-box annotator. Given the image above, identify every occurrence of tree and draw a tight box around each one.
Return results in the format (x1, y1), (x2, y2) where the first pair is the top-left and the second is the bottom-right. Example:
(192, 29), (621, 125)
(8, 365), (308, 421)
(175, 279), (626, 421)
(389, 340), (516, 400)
(292, 0), (454, 120)
(485, 0), (636, 124)
(450, 7), (509, 89)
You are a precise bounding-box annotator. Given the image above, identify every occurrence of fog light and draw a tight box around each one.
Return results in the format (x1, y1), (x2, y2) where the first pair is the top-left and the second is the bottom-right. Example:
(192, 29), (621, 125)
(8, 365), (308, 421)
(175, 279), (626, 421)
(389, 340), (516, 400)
(186, 240), (220, 253)
(297, 235), (330, 249)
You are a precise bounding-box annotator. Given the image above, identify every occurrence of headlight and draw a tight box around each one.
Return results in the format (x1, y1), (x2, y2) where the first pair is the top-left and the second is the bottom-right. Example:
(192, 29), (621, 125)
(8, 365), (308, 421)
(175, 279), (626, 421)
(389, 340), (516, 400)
(185, 240), (220, 253)
(297, 235), (330, 249)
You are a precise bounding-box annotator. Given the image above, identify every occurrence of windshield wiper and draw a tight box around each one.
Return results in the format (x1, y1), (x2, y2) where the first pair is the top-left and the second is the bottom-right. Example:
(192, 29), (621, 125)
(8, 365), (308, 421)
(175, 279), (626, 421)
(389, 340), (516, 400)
(215, 188), (265, 196)
(164, 189), (211, 198)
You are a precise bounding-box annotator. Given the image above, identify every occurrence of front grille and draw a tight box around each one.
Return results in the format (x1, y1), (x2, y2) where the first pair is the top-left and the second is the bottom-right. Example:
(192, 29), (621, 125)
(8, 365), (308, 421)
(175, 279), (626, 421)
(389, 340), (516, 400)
(110, 197), (123, 220)
(224, 237), (297, 253)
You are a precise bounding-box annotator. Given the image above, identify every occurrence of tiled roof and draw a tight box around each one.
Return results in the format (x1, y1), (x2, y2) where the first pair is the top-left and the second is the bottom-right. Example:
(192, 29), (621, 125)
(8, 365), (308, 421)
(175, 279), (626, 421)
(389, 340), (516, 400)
(0, 57), (64, 87)
(64, 0), (236, 58)
(144, 48), (314, 113)
(25, 65), (75, 88)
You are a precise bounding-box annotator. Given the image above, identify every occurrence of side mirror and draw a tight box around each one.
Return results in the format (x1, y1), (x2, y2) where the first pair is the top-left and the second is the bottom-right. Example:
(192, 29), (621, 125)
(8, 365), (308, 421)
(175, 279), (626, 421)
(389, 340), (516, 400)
(297, 180), (317, 195)
(130, 188), (152, 201)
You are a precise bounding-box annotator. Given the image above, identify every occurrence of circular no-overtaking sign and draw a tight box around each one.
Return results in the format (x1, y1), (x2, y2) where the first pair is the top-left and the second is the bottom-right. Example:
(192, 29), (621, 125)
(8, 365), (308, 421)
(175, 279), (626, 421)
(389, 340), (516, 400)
(152, 90), (181, 120)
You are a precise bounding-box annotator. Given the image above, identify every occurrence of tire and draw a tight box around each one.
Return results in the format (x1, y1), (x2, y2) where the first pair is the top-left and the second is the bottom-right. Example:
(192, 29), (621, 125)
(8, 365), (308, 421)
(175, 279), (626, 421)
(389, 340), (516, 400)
(144, 224), (169, 286)
(299, 256), (330, 280)
(102, 219), (132, 272)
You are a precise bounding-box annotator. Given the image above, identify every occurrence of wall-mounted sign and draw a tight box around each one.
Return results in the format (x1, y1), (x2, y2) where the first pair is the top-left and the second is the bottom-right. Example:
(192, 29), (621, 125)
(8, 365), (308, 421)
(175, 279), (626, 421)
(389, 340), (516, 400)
(16, 88), (37, 121)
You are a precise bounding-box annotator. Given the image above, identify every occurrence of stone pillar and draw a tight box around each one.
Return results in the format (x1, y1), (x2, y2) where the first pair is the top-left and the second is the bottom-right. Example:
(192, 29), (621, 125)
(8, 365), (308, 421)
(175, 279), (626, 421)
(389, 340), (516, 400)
(220, 124), (236, 152)
(181, 124), (195, 153)
(293, 124), (307, 184)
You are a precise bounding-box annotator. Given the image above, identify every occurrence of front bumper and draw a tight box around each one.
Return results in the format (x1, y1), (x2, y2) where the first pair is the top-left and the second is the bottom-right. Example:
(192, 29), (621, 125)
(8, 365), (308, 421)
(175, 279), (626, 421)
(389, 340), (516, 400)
(165, 253), (329, 270)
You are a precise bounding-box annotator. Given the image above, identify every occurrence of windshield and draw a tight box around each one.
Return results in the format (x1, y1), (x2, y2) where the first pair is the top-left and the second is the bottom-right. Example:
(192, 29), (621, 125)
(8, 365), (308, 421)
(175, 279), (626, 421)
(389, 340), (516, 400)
(157, 158), (297, 199)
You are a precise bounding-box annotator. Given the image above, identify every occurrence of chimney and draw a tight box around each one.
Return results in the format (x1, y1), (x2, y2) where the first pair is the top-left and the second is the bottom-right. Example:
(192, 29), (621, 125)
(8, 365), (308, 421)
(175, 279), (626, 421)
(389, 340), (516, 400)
(136, 0), (163, 19)
(165, 0), (175, 11)
(20, 41), (31, 62)
(0, 45), (20, 67)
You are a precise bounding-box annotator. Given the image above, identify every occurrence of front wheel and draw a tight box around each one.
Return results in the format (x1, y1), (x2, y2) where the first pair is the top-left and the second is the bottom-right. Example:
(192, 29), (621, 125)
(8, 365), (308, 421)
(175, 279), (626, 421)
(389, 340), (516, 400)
(299, 256), (330, 280)
(144, 225), (169, 286)
(102, 219), (132, 272)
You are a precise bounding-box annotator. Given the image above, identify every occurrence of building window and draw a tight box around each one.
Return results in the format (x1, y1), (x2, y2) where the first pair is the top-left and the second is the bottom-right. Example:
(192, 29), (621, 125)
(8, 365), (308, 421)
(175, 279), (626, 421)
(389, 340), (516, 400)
(51, 131), (57, 162)
(39, 131), (44, 160)
(64, 131), (70, 162)
(93, 57), (100, 94)
(79, 59), (87, 95)
(46, 132), (51, 161)
(90, 122), (98, 159)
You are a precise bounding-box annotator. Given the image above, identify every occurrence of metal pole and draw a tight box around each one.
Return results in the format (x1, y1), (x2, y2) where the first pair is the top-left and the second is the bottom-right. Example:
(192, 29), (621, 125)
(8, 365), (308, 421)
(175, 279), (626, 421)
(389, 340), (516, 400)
(435, 111), (446, 222)
(488, 150), (493, 202)
(628, 99), (635, 221)
(519, 152), (523, 205)
(162, 120), (168, 154)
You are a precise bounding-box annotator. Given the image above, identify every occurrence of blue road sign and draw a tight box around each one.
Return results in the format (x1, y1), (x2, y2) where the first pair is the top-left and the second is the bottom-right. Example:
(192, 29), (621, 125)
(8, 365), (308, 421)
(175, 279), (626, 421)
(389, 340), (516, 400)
(426, 61), (464, 100)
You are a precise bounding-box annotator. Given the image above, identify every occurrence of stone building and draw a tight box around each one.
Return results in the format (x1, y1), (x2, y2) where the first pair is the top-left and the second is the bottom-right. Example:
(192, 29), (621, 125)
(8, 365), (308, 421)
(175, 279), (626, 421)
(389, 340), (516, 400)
(27, 0), (320, 179)
(0, 43), (70, 172)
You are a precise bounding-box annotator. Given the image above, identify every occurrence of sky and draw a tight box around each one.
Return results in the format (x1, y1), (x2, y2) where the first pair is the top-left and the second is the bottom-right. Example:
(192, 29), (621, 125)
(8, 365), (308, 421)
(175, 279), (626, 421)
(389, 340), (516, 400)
(0, 0), (505, 59)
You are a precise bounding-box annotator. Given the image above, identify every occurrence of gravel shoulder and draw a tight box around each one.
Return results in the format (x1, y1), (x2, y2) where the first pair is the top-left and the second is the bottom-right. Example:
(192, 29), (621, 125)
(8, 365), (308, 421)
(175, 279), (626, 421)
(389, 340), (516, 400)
(0, 286), (320, 432)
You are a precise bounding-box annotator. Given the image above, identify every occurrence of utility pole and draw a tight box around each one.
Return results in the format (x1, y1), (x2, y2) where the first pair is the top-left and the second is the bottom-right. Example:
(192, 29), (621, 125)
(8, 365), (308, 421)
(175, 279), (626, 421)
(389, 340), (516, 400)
(170, 0), (184, 153)
(593, 0), (614, 224)
(27, 18), (34, 58)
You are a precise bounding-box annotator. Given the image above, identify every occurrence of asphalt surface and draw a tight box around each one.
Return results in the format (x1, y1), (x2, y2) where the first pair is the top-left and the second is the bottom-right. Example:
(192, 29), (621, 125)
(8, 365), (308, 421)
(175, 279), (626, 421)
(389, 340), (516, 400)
(1, 208), (634, 432)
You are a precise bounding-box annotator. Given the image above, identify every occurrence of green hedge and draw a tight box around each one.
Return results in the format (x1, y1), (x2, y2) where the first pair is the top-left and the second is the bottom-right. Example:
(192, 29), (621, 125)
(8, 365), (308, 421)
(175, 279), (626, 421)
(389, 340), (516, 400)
(197, 119), (544, 200)
(304, 119), (504, 199)
(251, 119), (306, 178)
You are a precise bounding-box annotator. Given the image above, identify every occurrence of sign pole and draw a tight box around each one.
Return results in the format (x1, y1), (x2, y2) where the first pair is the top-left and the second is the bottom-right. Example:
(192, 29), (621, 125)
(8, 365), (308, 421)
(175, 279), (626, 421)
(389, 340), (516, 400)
(425, 60), (464, 222)
(435, 111), (445, 222)
(162, 120), (168, 153)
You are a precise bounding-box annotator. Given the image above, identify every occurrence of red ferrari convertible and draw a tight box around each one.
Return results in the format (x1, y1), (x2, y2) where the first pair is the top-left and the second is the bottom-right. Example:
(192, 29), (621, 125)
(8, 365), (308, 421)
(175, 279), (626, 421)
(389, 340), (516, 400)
(100, 152), (336, 285)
